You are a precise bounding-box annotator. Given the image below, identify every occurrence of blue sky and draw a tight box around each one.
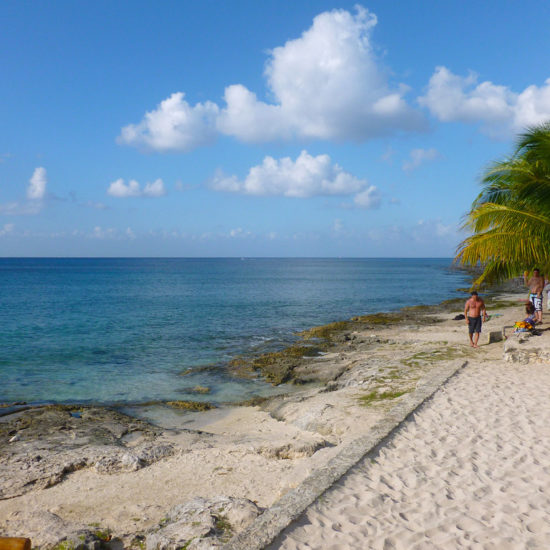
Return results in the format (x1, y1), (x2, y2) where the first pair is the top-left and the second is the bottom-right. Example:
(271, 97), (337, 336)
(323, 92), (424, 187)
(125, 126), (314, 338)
(2, 0), (550, 257)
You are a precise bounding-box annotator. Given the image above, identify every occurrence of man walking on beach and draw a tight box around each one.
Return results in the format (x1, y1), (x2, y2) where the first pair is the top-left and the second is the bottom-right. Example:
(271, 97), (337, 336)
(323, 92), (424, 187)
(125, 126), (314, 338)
(464, 291), (488, 348)
(524, 268), (545, 324)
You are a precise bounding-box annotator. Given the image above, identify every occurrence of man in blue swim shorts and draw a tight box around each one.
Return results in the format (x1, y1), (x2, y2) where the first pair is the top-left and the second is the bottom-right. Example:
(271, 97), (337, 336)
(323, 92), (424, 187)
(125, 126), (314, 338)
(524, 268), (545, 324)
(464, 291), (488, 348)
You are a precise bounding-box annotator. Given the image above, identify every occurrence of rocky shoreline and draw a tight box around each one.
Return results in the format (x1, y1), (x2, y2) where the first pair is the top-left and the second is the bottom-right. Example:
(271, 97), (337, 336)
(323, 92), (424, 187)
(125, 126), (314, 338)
(0, 286), (526, 549)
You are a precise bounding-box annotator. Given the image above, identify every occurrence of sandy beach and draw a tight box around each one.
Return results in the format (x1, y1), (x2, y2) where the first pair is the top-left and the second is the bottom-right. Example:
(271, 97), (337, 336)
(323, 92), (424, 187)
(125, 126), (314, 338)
(2, 288), (547, 549)
(270, 349), (550, 549)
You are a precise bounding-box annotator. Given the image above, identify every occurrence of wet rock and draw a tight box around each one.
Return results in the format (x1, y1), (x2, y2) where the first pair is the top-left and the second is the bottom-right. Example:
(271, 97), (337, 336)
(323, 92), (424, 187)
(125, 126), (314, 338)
(146, 496), (262, 550)
(165, 401), (214, 412)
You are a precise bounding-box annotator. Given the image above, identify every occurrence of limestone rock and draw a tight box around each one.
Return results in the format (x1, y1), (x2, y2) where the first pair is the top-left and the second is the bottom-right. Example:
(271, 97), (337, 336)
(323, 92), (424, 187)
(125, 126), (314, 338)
(0, 510), (121, 550)
(503, 332), (550, 363)
(257, 439), (328, 459)
(146, 496), (262, 550)
(0, 406), (174, 498)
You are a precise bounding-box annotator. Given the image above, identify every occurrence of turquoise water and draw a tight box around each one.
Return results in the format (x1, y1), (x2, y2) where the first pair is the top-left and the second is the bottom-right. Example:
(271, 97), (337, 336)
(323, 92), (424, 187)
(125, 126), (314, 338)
(0, 258), (469, 405)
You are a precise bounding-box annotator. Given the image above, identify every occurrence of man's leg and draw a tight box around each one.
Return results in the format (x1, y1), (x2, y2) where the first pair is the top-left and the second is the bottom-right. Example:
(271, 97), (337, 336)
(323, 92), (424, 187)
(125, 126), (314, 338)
(536, 295), (543, 323)
(473, 331), (480, 347)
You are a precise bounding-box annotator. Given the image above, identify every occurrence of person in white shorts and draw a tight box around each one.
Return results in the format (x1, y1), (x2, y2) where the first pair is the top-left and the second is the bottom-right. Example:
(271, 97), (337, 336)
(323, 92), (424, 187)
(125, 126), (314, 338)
(524, 268), (545, 324)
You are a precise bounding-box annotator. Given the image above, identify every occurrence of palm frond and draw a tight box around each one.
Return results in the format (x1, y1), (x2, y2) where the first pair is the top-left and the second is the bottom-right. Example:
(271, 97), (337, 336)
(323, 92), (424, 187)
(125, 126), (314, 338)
(455, 122), (550, 286)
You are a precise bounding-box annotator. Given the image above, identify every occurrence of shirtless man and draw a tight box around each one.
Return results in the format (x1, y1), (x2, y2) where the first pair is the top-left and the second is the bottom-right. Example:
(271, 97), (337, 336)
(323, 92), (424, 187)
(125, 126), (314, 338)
(524, 268), (545, 324)
(464, 291), (488, 348)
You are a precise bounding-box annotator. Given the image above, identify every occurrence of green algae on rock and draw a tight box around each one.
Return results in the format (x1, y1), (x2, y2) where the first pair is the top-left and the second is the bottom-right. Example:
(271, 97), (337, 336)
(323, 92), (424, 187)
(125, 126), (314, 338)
(229, 344), (327, 385)
(190, 386), (211, 394)
(358, 389), (409, 406)
(165, 400), (214, 411)
(402, 346), (469, 368)
(300, 321), (353, 340)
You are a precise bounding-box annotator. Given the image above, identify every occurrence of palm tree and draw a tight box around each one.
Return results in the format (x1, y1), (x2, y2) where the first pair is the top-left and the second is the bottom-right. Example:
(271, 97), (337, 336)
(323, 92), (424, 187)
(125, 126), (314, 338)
(455, 122), (550, 287)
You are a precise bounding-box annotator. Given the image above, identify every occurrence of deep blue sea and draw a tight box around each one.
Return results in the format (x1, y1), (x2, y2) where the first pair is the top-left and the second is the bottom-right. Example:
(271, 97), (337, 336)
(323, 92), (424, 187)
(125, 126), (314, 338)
(0, 258), (470, 406)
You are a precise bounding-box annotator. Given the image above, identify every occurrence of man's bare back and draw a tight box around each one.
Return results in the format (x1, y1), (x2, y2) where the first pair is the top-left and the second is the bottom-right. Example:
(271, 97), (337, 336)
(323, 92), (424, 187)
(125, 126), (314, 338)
(525, 269), (545, 295)
(525, 269), (545, 323)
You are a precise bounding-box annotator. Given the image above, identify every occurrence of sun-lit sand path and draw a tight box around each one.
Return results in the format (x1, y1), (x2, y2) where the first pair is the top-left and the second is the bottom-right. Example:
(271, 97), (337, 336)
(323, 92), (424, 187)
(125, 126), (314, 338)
(269, 359), (550, 550)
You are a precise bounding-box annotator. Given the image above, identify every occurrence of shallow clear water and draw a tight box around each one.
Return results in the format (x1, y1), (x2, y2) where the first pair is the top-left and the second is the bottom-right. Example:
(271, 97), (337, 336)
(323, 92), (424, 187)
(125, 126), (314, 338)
(0, 258), (469, 405)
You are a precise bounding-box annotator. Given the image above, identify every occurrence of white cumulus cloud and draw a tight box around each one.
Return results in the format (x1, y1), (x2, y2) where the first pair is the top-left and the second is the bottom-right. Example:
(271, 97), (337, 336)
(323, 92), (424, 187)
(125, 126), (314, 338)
(107, 178), (166, 198)
(27, 167), (47, 200)
(353, 185), (381, 209)
(402, 148), (440, 172)
(143, 179), (166, 197)
(118, 6), (423, 151)
(117, 92), (219, 152)
(419, 66), (550, 137)
(212, 150), (366, 198)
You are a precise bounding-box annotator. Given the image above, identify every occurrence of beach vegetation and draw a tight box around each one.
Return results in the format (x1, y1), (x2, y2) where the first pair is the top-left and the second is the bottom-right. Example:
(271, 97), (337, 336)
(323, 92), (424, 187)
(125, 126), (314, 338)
(358, 390), (408, 406)
(456, 122), (550, 286)
(402, 347), (465, 368)
(130, 536), (146, 550)
(214, 514), (233, 541)
(93, 528), (112, 541)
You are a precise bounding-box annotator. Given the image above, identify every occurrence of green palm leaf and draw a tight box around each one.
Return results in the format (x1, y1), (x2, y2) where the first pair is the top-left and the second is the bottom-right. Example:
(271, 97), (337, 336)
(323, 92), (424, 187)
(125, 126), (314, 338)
(456, 122), (550, 287)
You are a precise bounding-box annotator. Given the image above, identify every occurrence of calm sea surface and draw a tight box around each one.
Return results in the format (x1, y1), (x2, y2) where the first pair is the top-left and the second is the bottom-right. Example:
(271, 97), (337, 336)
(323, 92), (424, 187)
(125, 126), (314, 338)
(0, 258), (470, 405)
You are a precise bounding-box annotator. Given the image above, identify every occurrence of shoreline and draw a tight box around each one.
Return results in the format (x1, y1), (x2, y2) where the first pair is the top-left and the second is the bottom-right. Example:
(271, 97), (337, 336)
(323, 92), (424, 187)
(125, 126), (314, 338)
(0, 284), (527, 549)
(0, 262), (477, 412)
(0, 280), (481, 415)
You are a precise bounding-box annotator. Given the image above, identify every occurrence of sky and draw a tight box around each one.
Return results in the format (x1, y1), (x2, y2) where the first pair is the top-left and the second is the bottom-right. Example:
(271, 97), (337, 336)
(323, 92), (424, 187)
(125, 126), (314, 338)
(2, 0), (550, 257)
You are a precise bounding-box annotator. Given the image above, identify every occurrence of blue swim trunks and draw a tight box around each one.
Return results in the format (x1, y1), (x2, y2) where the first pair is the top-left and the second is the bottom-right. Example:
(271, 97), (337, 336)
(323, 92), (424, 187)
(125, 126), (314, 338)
(468, 316), (482, 334)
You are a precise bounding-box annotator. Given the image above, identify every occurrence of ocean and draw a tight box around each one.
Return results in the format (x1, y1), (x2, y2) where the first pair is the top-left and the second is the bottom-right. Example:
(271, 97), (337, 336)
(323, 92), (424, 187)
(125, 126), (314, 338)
(0, 258), (470, 406)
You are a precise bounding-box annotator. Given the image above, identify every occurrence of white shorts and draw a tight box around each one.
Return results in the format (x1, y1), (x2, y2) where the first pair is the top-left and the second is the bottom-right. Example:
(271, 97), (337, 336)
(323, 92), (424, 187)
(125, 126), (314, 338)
(530, 293), (543, 312)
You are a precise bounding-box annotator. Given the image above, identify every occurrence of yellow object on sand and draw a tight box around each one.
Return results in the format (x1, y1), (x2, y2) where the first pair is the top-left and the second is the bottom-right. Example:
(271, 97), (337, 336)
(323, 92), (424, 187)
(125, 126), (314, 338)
(0, 538), (31, 550)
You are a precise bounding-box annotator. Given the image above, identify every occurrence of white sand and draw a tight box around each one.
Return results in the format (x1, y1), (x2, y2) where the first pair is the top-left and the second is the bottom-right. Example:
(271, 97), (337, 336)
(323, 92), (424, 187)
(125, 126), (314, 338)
(271, 356), (550, 549)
